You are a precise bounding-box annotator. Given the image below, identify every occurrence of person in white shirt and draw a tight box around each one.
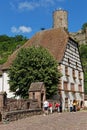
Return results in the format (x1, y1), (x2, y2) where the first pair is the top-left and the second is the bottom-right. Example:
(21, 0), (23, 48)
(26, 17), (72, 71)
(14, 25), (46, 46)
(69, 100), (73, 112)
(43, 100), (49, 115)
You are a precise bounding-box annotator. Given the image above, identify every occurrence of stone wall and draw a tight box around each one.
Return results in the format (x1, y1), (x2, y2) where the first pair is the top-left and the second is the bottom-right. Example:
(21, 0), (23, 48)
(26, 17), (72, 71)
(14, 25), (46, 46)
(2, 109), (42, 123)
(70, 30), (87, 45)
(0, 92), (41, 122)
(0, 98), (39, 112)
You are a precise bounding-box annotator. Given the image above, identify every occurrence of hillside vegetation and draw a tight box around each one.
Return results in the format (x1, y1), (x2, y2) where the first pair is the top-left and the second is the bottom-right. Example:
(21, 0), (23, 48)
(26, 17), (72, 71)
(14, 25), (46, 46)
(0, 35), (28, 64)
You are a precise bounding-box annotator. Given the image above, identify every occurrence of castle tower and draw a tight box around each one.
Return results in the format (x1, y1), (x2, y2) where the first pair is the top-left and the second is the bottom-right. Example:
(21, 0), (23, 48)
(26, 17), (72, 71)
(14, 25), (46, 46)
(53, 9), (68, 30)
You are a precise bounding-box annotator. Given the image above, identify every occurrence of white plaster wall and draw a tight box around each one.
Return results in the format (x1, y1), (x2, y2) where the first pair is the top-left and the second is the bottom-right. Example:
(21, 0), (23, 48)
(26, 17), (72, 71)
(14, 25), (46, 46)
(60, 64), (84, 110)
(0, 76), (2, 91)
(3, 72), (14, 98)
(84, 101), (87, 107)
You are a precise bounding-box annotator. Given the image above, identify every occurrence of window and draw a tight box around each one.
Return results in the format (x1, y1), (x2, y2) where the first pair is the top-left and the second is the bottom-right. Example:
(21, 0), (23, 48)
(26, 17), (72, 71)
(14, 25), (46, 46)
(65, 98), (68, 108)
(72, 69), (76, 79)
(33, 92), (35, 99)
(65, 66), (69, 76)
(71, 83), (75, 92)
(76, 62), (78, 68)
(78, 72), (82, 80)
(78, 85), (82, 92)
(64, 81), (68, 91)
(68, 58), (70, 64)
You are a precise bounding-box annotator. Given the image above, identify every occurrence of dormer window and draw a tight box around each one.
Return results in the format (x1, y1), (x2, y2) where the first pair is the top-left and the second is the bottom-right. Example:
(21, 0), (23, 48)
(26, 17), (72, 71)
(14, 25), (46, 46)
(76, 62), (78, 68)
(68, 58), (70, 64)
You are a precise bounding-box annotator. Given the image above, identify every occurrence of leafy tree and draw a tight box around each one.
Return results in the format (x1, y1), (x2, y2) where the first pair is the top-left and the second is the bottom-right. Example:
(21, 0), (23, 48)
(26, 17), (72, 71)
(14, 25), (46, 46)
(8, 46), (61, 99)
(0, 35), (10, 42)
(79, 44), (87, 94)
(81, 23), (87, 33)
(84, 73), (87, 94)
(14, 35), (27, 42)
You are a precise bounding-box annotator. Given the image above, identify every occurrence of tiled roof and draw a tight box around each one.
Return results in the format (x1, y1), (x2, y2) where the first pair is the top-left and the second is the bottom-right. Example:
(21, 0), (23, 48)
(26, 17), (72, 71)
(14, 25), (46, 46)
(29, 82), (44, 92)
(2, 28), (69, 70)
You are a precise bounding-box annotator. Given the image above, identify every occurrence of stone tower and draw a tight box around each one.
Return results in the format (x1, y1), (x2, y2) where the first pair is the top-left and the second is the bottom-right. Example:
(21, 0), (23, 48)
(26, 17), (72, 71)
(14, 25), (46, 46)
(53, 9), (68, 30)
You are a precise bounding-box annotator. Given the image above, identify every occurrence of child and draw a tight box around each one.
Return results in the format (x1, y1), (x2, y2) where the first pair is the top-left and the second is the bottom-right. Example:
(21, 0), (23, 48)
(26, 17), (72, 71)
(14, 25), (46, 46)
(49, 102), (53, 114)
(55, 102), (60, 112)
(69, 100), (73, 112)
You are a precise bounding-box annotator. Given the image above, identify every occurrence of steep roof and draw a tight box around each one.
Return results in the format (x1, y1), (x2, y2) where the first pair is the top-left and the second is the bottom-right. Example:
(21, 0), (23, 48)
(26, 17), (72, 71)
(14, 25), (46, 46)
(29, 82), (45, 92)
(2, 28), (69, 70)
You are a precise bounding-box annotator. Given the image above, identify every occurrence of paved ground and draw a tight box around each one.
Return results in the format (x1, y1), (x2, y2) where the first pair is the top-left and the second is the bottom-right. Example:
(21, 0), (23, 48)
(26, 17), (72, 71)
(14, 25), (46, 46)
(0, 111), (87, 130)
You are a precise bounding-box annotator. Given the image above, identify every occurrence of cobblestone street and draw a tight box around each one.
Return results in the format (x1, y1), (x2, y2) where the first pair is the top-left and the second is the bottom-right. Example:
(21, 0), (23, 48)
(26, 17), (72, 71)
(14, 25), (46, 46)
(0, 111), (87, 130)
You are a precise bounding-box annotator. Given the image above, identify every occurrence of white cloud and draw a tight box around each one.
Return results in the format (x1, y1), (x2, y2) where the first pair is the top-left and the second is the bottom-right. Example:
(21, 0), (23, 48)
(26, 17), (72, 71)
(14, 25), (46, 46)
(11, 26), (32, 33)
(17, 0), (65, 11)
(18, 1), (39, 10)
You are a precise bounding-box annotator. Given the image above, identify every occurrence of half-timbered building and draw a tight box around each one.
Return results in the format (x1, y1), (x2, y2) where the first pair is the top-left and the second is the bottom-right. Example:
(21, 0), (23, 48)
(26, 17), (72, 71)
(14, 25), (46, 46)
(0, 9), (84, 110)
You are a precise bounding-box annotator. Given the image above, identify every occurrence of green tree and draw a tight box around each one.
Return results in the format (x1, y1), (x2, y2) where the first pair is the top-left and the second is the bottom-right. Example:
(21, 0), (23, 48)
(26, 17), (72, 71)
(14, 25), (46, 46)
(81, 23), (87, 33)
(79, 44), (87, 94)
(0, 35), (10, 42)
(8, 46), (61, 98)
(14, 35), (27, 42)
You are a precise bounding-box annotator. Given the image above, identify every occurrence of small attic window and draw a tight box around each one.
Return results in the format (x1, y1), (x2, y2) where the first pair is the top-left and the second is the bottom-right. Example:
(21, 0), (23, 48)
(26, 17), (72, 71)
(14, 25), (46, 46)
(68, 58), (70, 64)
(76, 62), (78, 68)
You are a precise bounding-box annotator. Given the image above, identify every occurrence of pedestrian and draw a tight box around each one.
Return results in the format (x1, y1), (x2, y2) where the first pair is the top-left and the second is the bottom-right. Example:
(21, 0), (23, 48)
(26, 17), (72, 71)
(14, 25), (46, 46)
(43, 99), (49, 115)
(59, 102), (62, 113)
(49, 102), (53, 114)
(55, 102), (60, 112)
(69, 100), (73, 112)
(73, 99), (76, 112)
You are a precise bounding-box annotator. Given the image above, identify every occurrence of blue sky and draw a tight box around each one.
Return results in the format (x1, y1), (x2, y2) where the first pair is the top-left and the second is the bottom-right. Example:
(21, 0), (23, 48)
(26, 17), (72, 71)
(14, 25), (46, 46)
(0, 0), (87, 38)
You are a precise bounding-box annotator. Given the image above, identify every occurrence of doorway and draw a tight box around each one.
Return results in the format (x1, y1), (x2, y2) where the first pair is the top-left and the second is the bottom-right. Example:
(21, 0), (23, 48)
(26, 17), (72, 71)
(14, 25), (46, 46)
(41, 93), (44, 108)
